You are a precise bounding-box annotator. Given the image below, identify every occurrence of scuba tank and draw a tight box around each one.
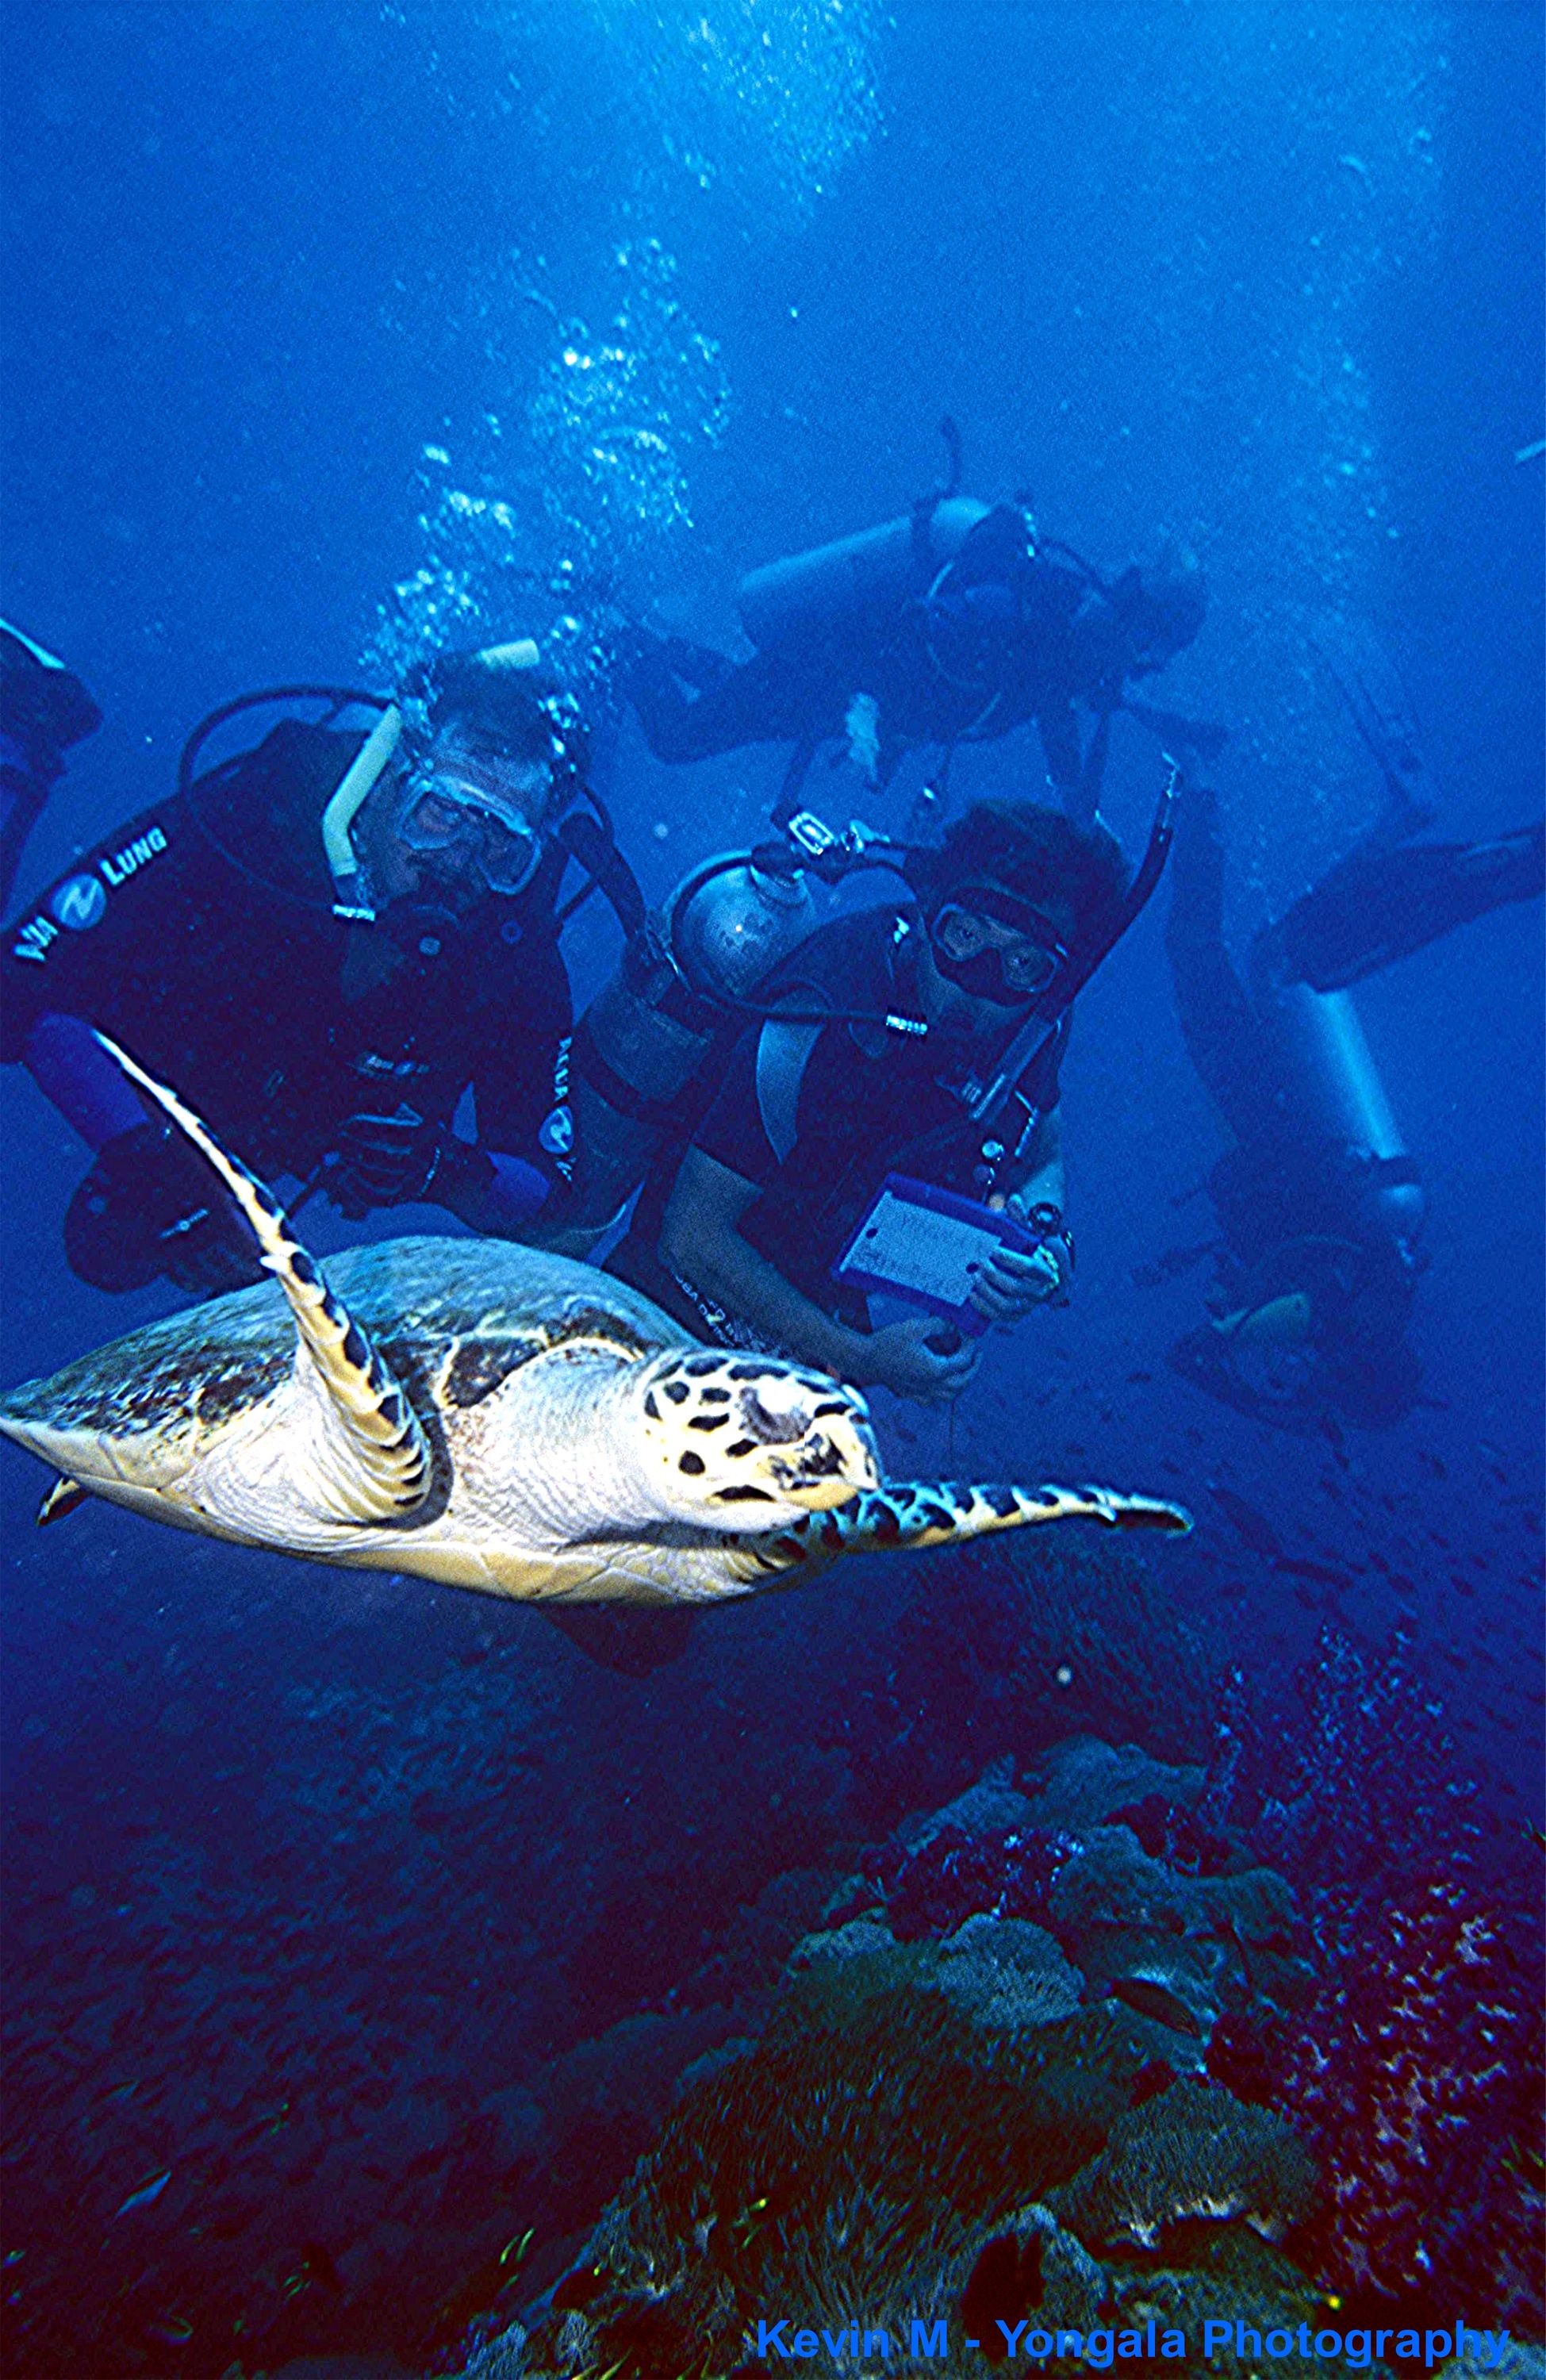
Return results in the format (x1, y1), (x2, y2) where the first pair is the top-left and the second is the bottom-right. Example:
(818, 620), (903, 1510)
(1251, 975), (1425, 1253)
(568, 769), (1182, 1239)
(567, 848), (822, 1230)
(737, 497), (992, 649)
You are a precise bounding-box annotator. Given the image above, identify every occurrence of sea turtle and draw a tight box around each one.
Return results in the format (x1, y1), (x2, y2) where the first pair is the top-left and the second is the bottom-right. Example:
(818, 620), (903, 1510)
(0, 1038), (1189, 1603)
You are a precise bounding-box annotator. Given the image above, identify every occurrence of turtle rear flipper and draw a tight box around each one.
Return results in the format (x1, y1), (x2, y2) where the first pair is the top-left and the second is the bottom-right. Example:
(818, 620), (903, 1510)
(732, 1476), (1192, 1583)
(37, 1475), (86, 1526)
(93, 1035), (431, 1524)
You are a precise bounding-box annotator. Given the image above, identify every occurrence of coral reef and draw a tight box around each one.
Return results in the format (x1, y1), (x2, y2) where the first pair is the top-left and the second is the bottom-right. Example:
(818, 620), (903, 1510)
(1207, 1635), (1544, 2331)
(1211, 1878), (1544, 2323)
(790, 1912), (1084, 2033)
(455, 1744), (1331, 2380)
(1103, 2227), (1341, 2380)
(494, 1983), (1176, 2377)
(1049, 2076), (1315, 2251)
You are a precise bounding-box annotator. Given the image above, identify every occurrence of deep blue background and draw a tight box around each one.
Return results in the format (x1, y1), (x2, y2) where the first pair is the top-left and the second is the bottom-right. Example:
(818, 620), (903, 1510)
(1, 6), (1540, 2371)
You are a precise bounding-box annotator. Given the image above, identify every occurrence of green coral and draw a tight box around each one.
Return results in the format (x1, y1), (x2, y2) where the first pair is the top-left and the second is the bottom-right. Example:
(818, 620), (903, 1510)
(1048, 1828), (1312, 2045)
(1107, 2227), (1361, 2380)
(510, 1983), (1165, 2378)
(791, 1914), (1083, 2034)
(1050, 2079), (1316, 2252)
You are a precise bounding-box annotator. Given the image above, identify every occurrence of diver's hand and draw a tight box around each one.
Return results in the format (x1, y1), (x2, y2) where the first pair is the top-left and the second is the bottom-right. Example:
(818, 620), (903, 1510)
(970, 1237), (1072, 1321)
(859, 1315), (980, 1404)
(328, 1104), (442, 1218)
(158, 1206), (267, 1297)
(63, 1121), (262, 1296)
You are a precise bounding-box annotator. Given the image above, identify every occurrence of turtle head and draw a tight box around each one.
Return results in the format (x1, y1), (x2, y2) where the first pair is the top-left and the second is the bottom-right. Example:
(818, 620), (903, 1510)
(635, 1352), (880, 1530)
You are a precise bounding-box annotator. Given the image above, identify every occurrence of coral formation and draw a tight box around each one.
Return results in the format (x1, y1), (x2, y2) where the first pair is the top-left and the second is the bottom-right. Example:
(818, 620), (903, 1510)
(1049, 2076), (1316, 2251)
(458, 1744), (1332, 2380)
(1211, 1878), (1543, 2320)
(1103, 2227), (1341, 2380)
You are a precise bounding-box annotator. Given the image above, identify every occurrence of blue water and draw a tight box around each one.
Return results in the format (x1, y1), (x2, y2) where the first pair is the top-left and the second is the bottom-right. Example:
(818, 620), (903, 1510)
(2, 7), (1540, 2374)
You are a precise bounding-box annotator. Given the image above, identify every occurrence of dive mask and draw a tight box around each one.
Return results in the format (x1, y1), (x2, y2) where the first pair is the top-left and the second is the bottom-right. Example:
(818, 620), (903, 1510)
(928, 896), (1068, 1007)
(396, 754), (548, 896)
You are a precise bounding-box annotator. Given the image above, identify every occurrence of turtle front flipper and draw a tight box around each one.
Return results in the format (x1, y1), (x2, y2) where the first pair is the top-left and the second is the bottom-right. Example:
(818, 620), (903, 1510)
(94, 1034), (431, 1523)
(729, 1477), (1191, 1584)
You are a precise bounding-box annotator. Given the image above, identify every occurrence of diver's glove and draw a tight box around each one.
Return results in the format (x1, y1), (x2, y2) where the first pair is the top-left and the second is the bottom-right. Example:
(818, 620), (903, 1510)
(63, 1121), (263, 1296)
(326, 1104), (443, 1218)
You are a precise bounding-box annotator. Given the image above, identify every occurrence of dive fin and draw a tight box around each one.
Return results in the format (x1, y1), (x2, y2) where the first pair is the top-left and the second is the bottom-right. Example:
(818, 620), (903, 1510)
(733, 1477), (1191, 1582)
(93, 1034), (431, 1521)
(37, 1475), (86, 1526)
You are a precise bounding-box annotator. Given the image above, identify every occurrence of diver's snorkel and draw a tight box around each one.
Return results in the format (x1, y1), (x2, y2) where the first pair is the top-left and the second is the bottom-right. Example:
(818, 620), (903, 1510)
(322, 703), (404, 922)
(962, 760), (1180, 1129)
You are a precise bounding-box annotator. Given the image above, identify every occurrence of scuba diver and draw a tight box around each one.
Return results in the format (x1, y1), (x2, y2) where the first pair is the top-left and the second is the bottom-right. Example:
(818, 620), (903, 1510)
(1160, 745), (1543, 1430)
(581, 788), (1174, 1403)
(623, 442), (1209, 831)
(2, 639), (644, 1294)
(0, 620), (103, 913)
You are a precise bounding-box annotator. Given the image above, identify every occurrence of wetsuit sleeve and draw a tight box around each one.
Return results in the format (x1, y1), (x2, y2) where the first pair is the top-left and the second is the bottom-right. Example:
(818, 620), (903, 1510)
(1035, 701), (1083, 795)
(1, 803), (188, 1064)
(627, 628), (849, 763)
(688, 1023), (780, 1187)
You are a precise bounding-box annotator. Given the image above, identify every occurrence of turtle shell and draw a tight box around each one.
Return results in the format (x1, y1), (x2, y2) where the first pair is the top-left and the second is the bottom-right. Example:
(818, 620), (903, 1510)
(0, 1237), (691, 1468)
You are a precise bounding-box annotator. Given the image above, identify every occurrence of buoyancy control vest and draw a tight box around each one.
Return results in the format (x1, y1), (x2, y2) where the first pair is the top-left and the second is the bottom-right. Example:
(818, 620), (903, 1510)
(568, 772), (1179, 1240)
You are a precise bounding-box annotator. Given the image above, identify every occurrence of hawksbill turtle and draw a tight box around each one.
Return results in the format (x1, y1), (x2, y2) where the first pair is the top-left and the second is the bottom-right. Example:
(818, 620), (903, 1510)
(0, 1038), (1189, 1605)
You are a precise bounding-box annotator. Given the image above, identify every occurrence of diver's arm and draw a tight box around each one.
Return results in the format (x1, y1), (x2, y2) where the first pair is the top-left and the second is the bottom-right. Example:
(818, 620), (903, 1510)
(1073, 705), (1113, 826)
(1035, 702), (1084, 811)
(659, 1146), (976, 1400)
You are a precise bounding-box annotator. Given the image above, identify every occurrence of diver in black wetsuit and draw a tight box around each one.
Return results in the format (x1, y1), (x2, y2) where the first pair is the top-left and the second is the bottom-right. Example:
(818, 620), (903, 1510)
(1160, 730), (1544, 1430)
(0, 621), (103, 913)
(625, 500), (1208, 828)
(609, 800), (1158, 1403)
(2, 643), (638, 1293)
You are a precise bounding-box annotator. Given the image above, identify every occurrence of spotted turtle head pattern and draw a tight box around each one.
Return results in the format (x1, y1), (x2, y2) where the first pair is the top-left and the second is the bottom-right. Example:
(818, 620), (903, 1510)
(634, 1349), (879, 1530)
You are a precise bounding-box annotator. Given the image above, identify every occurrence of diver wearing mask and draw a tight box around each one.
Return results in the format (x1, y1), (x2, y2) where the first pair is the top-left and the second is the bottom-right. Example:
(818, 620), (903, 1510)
(608, 800), (1145, 1403)
(2, 640), (635, 1293)
(1158, 754), (1542, 1431)
(624, 493), (1208, 829)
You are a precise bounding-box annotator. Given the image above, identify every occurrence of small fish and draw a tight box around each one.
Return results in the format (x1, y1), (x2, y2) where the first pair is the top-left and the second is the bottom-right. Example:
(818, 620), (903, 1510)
(1126, 1369), (1154, 1384)
(144, 2315), (193, 2346)
(1318, 1411), (1350, 1468)
(300, 2240), (343, 2294)
(1417, 1448), (1448, 1480)
(1516, 438), (1546, 465)
(1108, 1976), (1203, 2039)
(115, 2167), (171, 2218)
(1209, 1482), (1283, 1560)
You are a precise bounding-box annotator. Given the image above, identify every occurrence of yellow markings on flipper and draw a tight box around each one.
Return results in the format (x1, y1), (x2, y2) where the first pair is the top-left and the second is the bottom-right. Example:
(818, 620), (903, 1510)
(93, 1033), (430, 1522)
(735, 1477), (1192, 1581)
